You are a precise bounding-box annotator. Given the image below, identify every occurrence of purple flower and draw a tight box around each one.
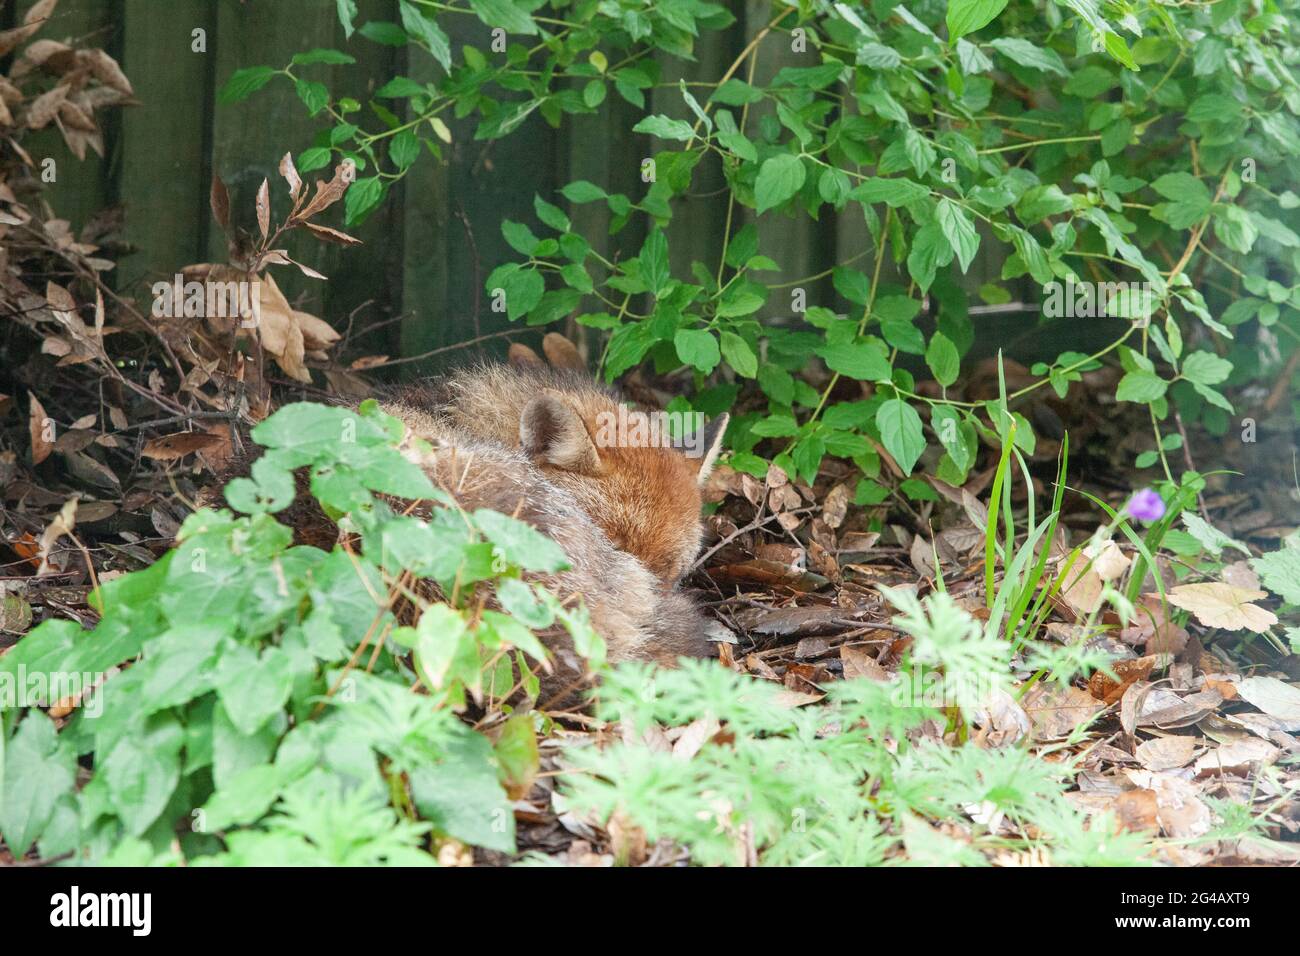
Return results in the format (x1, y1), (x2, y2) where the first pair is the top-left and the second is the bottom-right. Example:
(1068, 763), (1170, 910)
(1125, 488), (1166, 523)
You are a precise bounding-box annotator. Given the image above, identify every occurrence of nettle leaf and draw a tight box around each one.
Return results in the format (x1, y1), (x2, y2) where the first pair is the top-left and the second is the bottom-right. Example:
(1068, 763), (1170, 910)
(1180, 351), (1232, 386)
(720, 331), (758, 377)
(946, 0), (1009, 41)
(926, 332), (961, 387)
(219, 66), (276, 104)
(930, 405), (973, 474)
(398, 0), (452, 71)
(1115, 370), (1168, 403)
(936, 199), (979, 273)
(755, 154), (806, 213)
(850, 177), (930, 207)
(906, 222), (953, 293)
(675, 328), (721, 373)
(637, 230), (670, 297)
(876, 399), (926, 475)
(817, 340), (891, 382)
(988, 37), (1069, 76)
(633, 114), (695, 141)
(470, 0), (538, 35)
(473, 509), (569, 573)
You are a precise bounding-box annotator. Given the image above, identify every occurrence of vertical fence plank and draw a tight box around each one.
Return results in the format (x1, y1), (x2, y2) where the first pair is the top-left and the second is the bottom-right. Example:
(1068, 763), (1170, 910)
(741, 2), (836, 324)
(652, 30), (734, 297)
(207, 0), (337, 317)
(400, 17), (562, 374)
(118, 0), (216, 294)
(558, 68), (645, 360)
(320, 0), (402, 350)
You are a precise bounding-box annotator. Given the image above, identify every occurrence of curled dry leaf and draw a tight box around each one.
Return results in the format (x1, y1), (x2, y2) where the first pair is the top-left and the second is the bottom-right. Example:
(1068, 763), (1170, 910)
(255, 178), (270, 241)
(279, 152), (302, 202)
(0, 0), (57, 59)
(210, 173), (230, 232)
(141, 431), (224, 461)
(1088, 654), (1158, 704)
(1134, 734), (1199, 771)
(1166, 582), (1278, 634)
(28, 391), (51, 464)
(295, 159), (356, 222)
(301, 221), (363, 246)
(26, 82), (66, 129)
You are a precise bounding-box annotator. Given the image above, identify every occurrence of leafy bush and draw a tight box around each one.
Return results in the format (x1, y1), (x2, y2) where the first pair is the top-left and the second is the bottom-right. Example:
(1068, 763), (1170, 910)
(224, 0), (1297, 496)
(0, 401), (601, 864)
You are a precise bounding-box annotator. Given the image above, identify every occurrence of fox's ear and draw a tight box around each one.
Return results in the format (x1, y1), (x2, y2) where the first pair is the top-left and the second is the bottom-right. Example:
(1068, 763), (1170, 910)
(542, 332), (586, 371)
(508, 342), (544, 368)
(694, 413), (728, 485)
(520, 391), (601, 473)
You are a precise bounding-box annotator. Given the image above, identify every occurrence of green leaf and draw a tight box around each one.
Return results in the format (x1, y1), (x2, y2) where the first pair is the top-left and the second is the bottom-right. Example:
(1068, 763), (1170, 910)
(388, 129), (421, 170)
(103, 714), (184, 836)
(926, 332), (960, 387)
(720, 332), (758, 377)
(473, 510), (569, 573)
(1180, 351), (1232, 386)
(215, 645), (294, 735)
(137, 621), (229, 713)
(931, 406), (972, 473)
(640, 230), (670, 295)
(502, 219), (540, 256)
(755, 154), (806, 213)
(469, 0), (538, 35)
(1, 713), (75, 856)
(849, 177), (930, 207)
(988, 37), (1069, 76)
(344, 175), (384, 225)
(1180, 513), (1250, 557)
(219, 66), (276, 104)
(817, 341), (891, 382)
(297, 147), (333, 173)
(562, 180), (607, 203)
(675, 328), (722, 373)
(1152, 172), (1210, 207)
(399, 0), (452, 71)
(946, 0), (1009, 41)
(906, 222), (952, 293)
(876, 399), (926, 474)
(632, 114), (695, 141)
(409, 726), (514, 853)
(1115, 370), (1168, 403)
(936, 199), (979, 273)
(1252, 547), (1300, 604)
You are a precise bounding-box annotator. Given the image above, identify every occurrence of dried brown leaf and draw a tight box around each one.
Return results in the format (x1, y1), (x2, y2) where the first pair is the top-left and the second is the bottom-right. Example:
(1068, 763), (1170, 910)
(210, 174), (230, 232)
(28, 392), (51, 464)
(255, 178), (270, 242)
(279, 152), (302, 202)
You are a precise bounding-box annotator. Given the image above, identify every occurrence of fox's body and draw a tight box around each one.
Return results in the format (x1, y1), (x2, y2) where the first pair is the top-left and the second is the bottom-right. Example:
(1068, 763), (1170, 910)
(389, 363), (724, 584)
(229, 351), (724, 689)
(378, 388), (718, 672)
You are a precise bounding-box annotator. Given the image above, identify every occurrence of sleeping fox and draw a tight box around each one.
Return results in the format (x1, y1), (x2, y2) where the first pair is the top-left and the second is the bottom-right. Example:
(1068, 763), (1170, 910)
(226, 340), (726, 691)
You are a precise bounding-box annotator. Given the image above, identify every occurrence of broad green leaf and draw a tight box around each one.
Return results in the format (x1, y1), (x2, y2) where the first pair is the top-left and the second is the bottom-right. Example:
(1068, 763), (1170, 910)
(755, 154), (806, 213)
(946, 0), (1009, 41)
(876, 399), (926, 474)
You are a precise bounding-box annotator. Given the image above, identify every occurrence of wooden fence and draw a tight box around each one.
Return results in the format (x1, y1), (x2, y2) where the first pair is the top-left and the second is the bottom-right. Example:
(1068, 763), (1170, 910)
(9, 0), (1024, 374)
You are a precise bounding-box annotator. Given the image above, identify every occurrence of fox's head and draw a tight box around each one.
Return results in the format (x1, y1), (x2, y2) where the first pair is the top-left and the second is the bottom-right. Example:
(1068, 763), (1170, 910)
(519, 389), (727, 584)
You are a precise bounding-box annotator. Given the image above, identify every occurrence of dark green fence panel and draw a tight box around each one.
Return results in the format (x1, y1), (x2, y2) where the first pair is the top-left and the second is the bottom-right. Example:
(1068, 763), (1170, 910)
(21, 0), (1012, 373)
